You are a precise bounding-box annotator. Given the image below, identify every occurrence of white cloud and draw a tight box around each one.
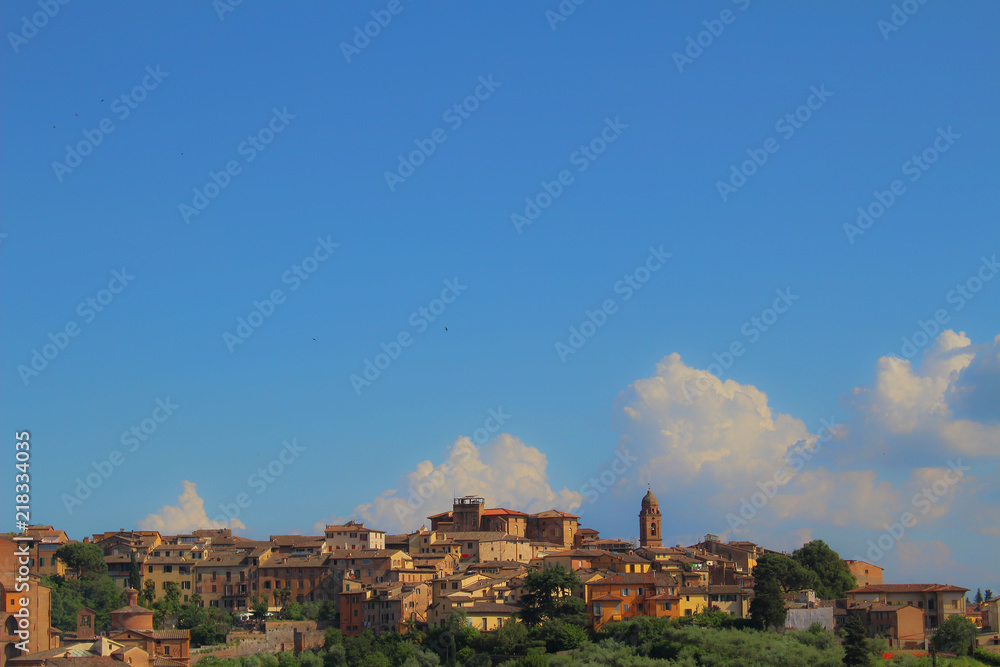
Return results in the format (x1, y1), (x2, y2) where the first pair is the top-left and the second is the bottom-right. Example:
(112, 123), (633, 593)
(612, 353), (817, 489)
(320, 433), (583, 534)
(847, 331), (1000, 458)
(138, 481), (246, 533)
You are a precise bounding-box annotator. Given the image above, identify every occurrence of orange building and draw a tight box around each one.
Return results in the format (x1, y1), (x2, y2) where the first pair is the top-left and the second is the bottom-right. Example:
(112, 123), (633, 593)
(585, 573), (681, 630)
(843, 560), (883, 589)
(1, 536), (59, 667)
(428, 497), (579, 548)
(104, 589), (190, 666)
(256, 554), (333, 607)
(17, 527), (68, 579)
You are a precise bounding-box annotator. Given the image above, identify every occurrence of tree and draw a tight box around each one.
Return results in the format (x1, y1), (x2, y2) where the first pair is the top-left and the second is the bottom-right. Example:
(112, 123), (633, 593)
(841, 615), (873, 666)
(55, 543), (108, 579)
(749, 576), (786, 630)
(791, 540), (857, 600)
(178, 595), (233, 647)
(42, 572), (126, 633)
(986, 589), (995, 602)
(128, 552), (142, 590)
(153, 582), (182, 629)
(141, 580), (157, 606)
(976, 588), (984, 605)
(518, 566), (582, 627)
(753, 553), (819, 593)
(275, 586), (292, 608)
(284, 602), (305, 620)
(931, 614), (978, 656)
(251, 595), (269, 621)
(317, 600), (337, 622)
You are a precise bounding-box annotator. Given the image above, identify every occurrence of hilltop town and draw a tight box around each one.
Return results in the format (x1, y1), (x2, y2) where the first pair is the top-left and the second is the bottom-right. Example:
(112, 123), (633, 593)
(2, 492), (997, 666)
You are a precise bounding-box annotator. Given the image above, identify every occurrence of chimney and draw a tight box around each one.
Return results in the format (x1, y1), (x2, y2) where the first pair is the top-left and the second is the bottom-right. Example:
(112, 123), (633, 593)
(125, 588), (139, 606)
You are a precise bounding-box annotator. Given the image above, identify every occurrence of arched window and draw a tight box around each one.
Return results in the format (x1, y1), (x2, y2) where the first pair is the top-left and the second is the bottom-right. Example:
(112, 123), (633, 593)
(651, 525), (656, 536)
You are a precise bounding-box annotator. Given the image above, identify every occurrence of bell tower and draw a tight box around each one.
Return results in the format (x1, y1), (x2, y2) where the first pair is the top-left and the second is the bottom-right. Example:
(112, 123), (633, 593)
(639, 488), (662, 548)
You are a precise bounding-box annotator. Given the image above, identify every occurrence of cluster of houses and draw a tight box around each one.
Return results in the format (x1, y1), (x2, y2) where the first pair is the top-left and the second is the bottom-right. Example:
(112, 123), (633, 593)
(2, 490), (997, 666)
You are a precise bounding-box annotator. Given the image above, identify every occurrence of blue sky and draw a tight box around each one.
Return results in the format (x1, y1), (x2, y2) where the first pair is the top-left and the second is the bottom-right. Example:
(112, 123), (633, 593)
(3, 2), (998, 593)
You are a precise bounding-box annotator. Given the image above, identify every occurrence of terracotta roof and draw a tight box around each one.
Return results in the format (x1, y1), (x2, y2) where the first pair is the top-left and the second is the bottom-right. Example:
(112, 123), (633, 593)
(588, 573), (677, 586)
(269, 535), (325, 545)
(543, 549), (602, 559)
(483, 508), (529, 517)
(529, 510), (580, 519)
(847, 584), (969, 594)
(646, 592), (681, 601)
(591, 593), (623, 602)
(708, 585), (753, 595)
(111, 604), (153, 615)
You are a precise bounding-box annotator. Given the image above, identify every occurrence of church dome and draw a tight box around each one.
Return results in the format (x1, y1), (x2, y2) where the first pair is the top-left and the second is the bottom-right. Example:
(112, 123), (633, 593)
(641, 489), (658, 509)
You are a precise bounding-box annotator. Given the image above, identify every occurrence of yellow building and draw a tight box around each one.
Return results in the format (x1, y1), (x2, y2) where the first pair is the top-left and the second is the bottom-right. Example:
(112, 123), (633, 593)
(678, 586), (709, 616)
(463, 602), (521, 631)
(143, 555), (196, 604)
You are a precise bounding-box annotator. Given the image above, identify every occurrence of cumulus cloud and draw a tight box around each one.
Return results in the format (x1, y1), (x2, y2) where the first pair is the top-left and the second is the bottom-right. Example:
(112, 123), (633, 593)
(612, 353), (817, 488)
(846, 331), (1000, 459)
(316, 433), (583, 534)
(609, 345), (987, 533)
(138, 481), (246, 533)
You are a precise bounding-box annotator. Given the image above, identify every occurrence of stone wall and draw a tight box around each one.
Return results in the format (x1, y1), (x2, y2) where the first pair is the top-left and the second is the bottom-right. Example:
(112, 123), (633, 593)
(191, 621), (326, 664)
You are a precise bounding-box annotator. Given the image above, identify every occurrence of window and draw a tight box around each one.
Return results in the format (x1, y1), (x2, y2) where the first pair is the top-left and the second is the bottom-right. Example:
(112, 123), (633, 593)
(621, 588), (630, 596)
(638, 588), (644, 596)
(664, 602), (672, 611)
(164, 565), (173, 573)
(594, 604), (602, 616)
